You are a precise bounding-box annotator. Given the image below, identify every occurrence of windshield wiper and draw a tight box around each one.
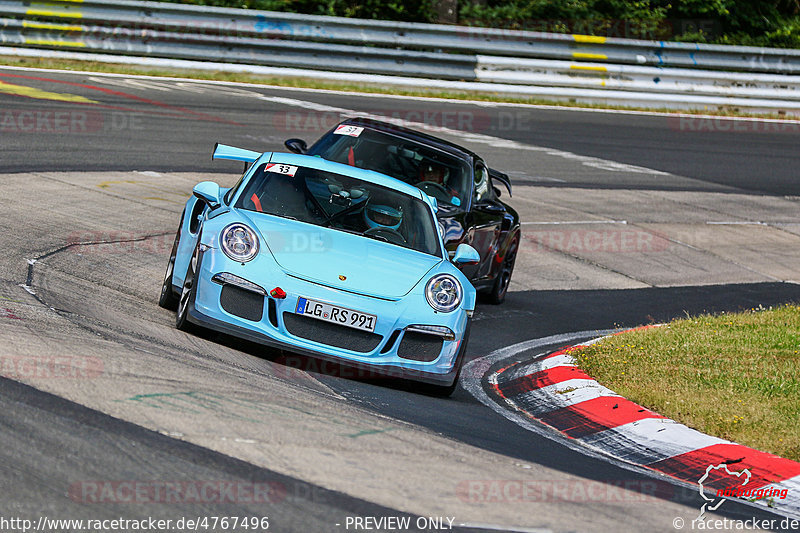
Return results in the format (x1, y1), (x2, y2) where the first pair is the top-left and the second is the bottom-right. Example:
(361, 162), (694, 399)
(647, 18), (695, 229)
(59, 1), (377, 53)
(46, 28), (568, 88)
(360, 232), (390, 243)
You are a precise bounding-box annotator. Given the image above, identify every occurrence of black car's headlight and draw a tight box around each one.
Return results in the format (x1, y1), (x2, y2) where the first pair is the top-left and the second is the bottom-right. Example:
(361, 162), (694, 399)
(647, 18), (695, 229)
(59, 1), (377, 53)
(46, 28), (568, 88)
(425, 274), (462, 313)
(221, 223), (259, 263)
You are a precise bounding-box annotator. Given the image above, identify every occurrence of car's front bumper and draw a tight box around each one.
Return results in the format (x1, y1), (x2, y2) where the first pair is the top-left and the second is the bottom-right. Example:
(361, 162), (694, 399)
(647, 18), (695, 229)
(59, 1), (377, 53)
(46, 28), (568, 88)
(187, 249), (470, 386)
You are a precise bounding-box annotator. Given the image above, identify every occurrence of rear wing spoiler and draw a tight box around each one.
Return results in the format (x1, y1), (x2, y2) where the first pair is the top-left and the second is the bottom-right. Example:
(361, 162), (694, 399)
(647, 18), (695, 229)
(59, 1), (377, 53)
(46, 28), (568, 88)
(212, 143), (261, 163)
(489, 168), (512, 197)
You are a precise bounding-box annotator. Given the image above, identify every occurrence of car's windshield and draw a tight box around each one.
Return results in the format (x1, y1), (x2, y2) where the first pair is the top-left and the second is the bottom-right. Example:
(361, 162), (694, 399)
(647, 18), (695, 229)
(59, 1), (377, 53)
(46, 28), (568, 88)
(235, 163), (441, 257)
(307, 126), (470, 209)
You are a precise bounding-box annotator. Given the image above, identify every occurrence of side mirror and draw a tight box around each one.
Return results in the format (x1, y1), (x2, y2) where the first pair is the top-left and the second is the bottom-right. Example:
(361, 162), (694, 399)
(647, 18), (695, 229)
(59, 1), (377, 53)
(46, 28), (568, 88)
(489, 168), (512, 197)
(193, 181), (221, 208)
(452, 243), (480, 265)
(284, 138), (308, 154)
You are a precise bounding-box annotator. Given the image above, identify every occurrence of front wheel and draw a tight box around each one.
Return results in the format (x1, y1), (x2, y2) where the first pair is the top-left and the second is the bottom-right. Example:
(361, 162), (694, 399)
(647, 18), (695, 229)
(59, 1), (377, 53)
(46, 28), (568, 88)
(176, 244), (200, 331)
(158, 221), (182, 310)
(486, 234), (519, 305)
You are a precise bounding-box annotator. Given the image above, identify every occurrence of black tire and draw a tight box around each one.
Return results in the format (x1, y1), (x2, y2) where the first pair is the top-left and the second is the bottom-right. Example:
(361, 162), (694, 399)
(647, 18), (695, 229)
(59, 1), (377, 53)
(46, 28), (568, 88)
(175, 243), (200, 331)
(158, 221), (182, 310)
(486, 233), (519, 305)
(427, 319), (471, 398)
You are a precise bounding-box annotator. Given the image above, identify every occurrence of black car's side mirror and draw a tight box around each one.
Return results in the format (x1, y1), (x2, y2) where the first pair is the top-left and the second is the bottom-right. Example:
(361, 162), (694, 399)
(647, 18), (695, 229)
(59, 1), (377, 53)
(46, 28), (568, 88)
(489, 168), (512, 197)
(492, 185), (502, 198)
(284, 138), (308, 154)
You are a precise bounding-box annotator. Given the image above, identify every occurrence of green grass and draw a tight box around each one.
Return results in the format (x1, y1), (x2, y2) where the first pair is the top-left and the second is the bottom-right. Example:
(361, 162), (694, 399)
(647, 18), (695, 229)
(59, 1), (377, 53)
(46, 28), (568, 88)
(572, 305), (800, 462)
(3, 55), (800, 120)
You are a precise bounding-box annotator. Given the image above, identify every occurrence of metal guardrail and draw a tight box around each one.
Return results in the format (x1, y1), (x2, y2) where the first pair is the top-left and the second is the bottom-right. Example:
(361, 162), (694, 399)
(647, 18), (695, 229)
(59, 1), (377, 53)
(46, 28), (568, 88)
(4, 0), (800, 74)
(3, 0), (800, 113)
(476, 57), (800, 100)
(0, 17), (478, 80)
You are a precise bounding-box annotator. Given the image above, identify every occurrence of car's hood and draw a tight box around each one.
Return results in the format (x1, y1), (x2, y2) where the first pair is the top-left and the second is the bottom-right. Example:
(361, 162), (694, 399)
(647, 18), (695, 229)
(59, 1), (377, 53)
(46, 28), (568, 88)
(244, 213), (442, 299)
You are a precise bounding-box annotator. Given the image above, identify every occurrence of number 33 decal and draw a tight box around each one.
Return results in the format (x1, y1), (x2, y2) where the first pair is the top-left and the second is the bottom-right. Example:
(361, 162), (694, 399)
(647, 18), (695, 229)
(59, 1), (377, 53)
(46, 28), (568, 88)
(265, 163), (298, 176)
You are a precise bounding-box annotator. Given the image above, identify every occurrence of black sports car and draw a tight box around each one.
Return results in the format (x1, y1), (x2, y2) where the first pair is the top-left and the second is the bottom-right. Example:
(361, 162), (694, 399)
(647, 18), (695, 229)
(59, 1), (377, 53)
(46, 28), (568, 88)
(284, 118), (521, 304)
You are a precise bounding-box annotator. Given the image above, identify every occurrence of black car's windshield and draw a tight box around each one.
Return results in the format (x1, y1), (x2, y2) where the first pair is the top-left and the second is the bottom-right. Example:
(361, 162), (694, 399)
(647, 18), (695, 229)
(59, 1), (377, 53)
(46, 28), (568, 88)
(306, 126), (470, 209)
(235, 163), (441, 257)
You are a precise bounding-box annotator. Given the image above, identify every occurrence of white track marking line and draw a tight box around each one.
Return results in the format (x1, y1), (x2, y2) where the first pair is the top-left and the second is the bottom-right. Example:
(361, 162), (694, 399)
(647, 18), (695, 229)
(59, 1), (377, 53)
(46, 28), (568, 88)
(252, 95), (670, 176)
(521, 220), (628, 225)
(18, 284), (36, 296)
(706, 221), (769, 225)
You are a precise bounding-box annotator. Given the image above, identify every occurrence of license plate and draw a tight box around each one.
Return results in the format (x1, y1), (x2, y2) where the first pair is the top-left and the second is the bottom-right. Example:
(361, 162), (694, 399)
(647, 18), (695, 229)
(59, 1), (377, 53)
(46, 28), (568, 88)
(295, 297), (376, 333)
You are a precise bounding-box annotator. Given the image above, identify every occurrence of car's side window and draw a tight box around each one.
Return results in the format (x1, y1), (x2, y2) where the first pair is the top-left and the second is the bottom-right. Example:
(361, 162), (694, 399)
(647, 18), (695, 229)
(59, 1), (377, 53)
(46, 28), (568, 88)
(474, 163), (491, 203)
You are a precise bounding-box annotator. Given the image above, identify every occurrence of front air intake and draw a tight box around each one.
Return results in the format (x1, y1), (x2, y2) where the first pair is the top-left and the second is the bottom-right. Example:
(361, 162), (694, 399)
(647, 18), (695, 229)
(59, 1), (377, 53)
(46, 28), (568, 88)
(220, 285), (264, 322)
(397, 331), (443, 362)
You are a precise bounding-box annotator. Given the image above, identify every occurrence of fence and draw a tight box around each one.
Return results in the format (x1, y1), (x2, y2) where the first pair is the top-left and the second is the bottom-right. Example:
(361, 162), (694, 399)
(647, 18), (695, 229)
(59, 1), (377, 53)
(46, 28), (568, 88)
(2, 0), (800, 113)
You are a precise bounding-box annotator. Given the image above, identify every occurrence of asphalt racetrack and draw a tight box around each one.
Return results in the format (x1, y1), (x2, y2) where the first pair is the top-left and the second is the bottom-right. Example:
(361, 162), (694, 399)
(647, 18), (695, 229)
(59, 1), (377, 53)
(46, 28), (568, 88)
(1, 67), (800, 532)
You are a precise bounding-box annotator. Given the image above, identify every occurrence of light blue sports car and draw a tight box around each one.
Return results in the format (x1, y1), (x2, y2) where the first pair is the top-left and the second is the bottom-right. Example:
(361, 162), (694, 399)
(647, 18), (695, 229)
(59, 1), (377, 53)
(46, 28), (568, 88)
(159, 144), (480, 395)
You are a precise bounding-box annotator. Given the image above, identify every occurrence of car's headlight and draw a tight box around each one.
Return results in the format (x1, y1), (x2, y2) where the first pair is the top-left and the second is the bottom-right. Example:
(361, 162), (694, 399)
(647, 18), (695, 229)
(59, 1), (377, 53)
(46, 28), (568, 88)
(221, 223), (259, 262)
(425, 274), (462, 313)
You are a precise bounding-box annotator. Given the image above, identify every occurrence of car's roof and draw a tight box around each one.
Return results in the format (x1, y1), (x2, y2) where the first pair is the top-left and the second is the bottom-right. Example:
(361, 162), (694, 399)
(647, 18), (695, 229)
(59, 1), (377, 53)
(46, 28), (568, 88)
(262, 152), (426, 201)
(339, 117), (479, 162)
